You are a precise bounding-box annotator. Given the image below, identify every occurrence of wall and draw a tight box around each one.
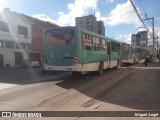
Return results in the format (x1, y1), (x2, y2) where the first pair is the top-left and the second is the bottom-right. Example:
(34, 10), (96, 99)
(0, 9), (32, 68)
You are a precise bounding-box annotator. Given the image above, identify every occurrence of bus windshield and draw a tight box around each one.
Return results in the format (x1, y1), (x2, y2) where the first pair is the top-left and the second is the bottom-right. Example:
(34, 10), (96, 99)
(44, 28), (74, 45)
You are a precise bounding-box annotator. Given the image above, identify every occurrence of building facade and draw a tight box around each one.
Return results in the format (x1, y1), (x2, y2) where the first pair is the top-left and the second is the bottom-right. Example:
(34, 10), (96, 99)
(131, 31), (148, 48)
(97, 21), (105, 35)
(21, 14), (58, 66)
(75, 15), (105, 35)
(0, 8), (32, 68)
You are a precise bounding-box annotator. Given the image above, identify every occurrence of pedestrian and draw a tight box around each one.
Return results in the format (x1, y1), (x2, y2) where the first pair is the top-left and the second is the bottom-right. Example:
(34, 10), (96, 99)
(144, 53), (150, 66)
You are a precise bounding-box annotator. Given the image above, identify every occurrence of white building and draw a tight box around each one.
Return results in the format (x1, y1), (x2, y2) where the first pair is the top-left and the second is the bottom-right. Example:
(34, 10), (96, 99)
(0, 8), (32, 68)
(75, 15), (105, 35)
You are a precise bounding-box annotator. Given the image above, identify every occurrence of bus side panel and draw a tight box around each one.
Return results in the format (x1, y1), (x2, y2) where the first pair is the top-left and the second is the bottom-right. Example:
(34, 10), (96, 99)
(77, 29), (109, 72)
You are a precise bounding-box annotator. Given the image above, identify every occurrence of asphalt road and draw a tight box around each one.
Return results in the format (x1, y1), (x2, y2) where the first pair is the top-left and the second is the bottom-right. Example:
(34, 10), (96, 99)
(0, 62), (160, 119)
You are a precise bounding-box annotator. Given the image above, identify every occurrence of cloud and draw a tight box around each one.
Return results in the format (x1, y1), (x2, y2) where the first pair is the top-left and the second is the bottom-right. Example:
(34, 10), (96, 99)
(58, 12), (64, 16)
(96, 0), (141, 27)
(115, 27), (160, 45)
(57, 0), (99, 26)
(32, 14), (58, 25)
(32, 0), (99, 26)
(115, 34), (132, 44)
(106, 0), (115, 4)
(32, 0), (141, 27)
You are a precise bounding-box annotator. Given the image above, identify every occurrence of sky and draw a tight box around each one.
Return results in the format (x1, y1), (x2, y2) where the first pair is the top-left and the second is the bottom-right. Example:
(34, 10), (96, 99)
(0, 0), (160, 44)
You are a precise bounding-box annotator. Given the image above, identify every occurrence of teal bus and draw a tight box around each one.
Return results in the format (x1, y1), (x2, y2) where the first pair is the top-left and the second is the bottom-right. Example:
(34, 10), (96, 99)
(42, 26), (121, 74)
(122, 43), (141, 64)
(107, 37), (122, 68)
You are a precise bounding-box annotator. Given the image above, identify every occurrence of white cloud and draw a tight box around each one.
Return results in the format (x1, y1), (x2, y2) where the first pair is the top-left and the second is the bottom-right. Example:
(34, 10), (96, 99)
(58, 12), (64, 16)
(115, 27), (160, 45)
(115, 34), (132, 44)
(57, 0), (99, 26)
(32, 0), (141, 27)
(32, 14), (58, 25)
(106, 0), (115, 4)
(154, 27), (160, 36)
(32, 0), (99, 26)
(96, 0), (141, 27)
(32, 0), (160, 44)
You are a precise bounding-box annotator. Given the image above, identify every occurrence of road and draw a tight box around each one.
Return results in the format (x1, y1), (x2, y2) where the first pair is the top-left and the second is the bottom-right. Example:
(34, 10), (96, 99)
(0, 62), (160, 119)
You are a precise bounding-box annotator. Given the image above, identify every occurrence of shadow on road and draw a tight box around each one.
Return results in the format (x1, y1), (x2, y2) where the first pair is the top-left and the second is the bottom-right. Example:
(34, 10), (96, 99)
(0, 63), (160, 110)
(0, 68), (69, 85)
(56, 63), (160, 110)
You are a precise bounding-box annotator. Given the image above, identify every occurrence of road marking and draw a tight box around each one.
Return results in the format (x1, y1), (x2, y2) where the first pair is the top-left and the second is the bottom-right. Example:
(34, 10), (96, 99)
(0, 83), (17, 90)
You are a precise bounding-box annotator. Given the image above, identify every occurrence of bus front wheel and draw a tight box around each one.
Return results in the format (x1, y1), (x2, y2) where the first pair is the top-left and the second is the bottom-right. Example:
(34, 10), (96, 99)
(98, 62), (104, 75)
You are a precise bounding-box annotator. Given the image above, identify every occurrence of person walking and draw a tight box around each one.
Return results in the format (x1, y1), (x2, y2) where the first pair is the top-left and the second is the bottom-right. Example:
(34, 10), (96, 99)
(144, 53), (150, 66)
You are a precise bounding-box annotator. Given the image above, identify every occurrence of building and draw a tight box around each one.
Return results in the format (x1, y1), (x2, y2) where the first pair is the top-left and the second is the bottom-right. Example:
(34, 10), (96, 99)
(21, 14), (58, 66)
(131, 31), (148, 48)
(75, 15), (105, 35)
(97, 20), (105, 35)
(0, 8), (32, 68)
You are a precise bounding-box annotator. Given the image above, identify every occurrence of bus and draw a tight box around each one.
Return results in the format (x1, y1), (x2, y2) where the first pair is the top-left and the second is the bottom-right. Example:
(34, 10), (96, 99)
(42, 26), (121, 74)
(122, 43), (141, 65)
(107, 37), (122, 68)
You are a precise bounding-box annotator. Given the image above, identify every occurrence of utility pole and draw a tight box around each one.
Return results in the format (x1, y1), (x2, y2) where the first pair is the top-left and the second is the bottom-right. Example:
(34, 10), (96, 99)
(129, 0), (152, 35)
(142, 17), (156, 62)
(156, 36), (159, 50)
(129, 0), (157, 62)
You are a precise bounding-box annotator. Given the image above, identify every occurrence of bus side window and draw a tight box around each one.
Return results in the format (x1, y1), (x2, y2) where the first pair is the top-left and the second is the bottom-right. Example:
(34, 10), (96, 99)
(82, 33), (92, 50)
(131, 46), (134, 53)
(96, 37), (100, 51)
(101, 39), (107, 51)
(93, 37), (96, 51)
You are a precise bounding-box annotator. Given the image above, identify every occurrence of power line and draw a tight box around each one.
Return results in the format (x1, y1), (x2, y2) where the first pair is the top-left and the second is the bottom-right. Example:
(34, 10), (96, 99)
(155, 3), (160, 26)
(129, 0), (152, 36)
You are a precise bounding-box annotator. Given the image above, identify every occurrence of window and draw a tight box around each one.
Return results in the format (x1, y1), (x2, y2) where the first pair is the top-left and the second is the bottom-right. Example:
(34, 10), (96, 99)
(82, 33), (92, 50)
(18, 25), (28, 36)
(16, 43), (26, 49)
(82, 33), (107, 51)
(93, 37), (100, 51)
(45, 28), (74, 45)
(123, 44), (129, 51)
(131, 46), (134, 53)
(0, 21), (9, 32)
(100, 39), (107, 51)
(0, 41), (3, 48)
(6, 42), (14, 48)
(136, 34), (140, 38)
(111, 42), (120, 52)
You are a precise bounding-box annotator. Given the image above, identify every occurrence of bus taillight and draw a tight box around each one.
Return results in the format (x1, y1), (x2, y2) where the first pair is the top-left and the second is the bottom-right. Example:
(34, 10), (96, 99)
(73, 54), (78, 64)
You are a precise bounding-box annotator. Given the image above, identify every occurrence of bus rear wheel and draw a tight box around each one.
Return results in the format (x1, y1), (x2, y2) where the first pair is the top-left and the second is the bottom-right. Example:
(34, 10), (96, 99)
(98, 62), (104, 75)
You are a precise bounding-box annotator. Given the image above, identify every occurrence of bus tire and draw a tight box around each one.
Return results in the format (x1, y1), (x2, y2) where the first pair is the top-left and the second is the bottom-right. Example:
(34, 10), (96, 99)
(98, 62), (104, 75)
